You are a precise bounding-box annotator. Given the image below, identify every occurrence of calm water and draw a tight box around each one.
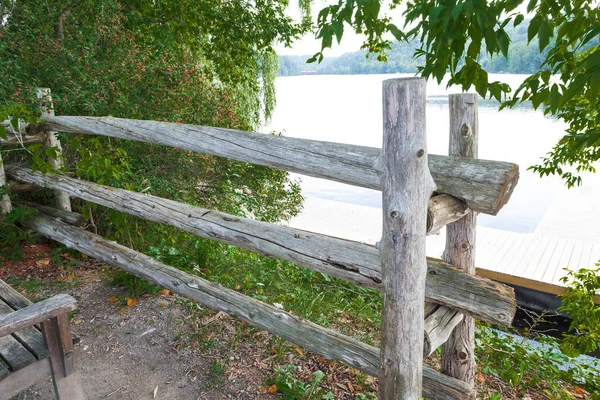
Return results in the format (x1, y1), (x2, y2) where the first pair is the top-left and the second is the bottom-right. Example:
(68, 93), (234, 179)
(267, 74), (599, 233)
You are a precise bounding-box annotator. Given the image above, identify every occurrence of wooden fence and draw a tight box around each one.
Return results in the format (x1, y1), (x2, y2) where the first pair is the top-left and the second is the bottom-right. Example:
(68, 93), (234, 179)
(1, 78), (519, 399)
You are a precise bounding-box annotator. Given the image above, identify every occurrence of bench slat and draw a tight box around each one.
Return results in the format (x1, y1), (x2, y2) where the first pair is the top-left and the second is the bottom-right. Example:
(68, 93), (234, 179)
(0, 280), (32, 310)
(0, 335), (36, 372)
(0, 359), (9, 379)
(0, 280), (80, 344)
(0, 301), (49, 360)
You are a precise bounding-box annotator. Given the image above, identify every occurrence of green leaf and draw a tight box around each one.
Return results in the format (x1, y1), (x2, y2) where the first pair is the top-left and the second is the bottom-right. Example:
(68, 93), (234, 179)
(497, 29), (510, 58)
(514, 14), (524, 27)
(0, 126), (7, 141)
(387, 23), (405, 41)
(538, 19), (553, 51)
(10, 116), (19, 132)
(527, 15), (541, 43)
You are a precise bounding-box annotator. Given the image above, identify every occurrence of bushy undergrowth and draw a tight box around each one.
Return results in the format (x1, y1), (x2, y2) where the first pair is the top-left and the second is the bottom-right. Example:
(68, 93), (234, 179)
(0, 0), (303, 261)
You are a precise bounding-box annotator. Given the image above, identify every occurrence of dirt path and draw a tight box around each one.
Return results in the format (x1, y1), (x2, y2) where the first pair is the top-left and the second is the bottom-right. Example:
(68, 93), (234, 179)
(13, 281), (270, 400)
(3, 244), (373, 400)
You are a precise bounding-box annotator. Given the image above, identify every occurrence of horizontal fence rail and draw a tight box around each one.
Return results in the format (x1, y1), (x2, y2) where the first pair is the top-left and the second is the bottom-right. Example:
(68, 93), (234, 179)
(39, 116), (519, 215)
(7, 165), (516, 326)
(23, 211), (474, 400)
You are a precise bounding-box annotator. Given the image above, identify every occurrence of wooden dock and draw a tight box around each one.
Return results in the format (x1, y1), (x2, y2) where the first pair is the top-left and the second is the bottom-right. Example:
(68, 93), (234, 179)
(289, 180), (600, 299)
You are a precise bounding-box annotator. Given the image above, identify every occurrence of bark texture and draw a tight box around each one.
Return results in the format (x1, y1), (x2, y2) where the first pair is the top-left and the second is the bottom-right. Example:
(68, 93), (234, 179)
(25, 212), (475, 400)
(378, 78), (436, 399)
(441, 93), (478, 385)
(39, 115), (519, 215)
(6, 165), (516, 326)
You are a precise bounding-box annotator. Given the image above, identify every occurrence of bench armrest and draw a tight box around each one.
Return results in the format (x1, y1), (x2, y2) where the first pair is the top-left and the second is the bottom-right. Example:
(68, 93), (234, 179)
(0, 294), (77, 338)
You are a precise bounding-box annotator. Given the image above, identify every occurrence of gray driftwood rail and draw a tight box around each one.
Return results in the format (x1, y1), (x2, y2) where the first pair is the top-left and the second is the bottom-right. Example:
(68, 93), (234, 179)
(1, 79), (520, 399)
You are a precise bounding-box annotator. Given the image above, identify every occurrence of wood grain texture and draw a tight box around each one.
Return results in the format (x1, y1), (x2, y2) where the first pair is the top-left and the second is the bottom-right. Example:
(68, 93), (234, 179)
(0, 359), (52, 400)
(0, 334), (36, 371)
(0, 152), (12, 213)
(0, 295), (77, 338)
(24, 212), (473, 400)
(0, 280), (33, 310)
(36, 88), (71, 212)
(7, 166), (516, 326)
(0, 132), (46, 147)
(0, 359), (8, 379)
(42, 315), (85, 400)
(0, 301), (48, 360)
(428, 195), (469, 235)
(23, 202), (86, 226)
(6, 183), (43, 194)
(379, 78), (436, 399)
(423, 305), (464, 357)
(441, 93), (478, 385)
(39, 115), (519, 215)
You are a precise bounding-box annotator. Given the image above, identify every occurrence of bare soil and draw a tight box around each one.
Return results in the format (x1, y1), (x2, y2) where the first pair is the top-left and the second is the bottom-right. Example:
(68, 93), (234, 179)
(2, 243), (592, 400)
(1, 244), (376, 400)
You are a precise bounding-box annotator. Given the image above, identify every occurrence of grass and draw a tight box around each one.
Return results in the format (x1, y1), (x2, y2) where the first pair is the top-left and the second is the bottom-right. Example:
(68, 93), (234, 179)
(95, 233), (600, 399)
(5, 277), (45, 293)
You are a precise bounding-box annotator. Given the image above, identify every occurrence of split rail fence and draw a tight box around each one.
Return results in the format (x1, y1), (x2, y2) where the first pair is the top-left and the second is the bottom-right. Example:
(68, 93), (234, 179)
(1, 79), (520, 399)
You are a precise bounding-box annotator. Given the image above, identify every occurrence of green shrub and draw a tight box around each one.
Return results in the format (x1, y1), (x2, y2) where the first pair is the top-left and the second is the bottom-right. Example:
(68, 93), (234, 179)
(558, 265), (600, 357)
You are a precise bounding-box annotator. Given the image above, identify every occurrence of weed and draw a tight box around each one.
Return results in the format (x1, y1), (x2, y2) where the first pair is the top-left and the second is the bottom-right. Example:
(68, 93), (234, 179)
(109, 270), (161, 298)
(266, 364), (333, 399)
(6, 277), (45, 294)
(475, 325), (599, 398)
(206, 359), (226, 386)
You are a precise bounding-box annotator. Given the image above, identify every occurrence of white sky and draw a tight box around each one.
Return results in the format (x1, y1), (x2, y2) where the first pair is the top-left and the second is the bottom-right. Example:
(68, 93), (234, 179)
(276, 0), (366, 56)
(276, 0), (535, 57)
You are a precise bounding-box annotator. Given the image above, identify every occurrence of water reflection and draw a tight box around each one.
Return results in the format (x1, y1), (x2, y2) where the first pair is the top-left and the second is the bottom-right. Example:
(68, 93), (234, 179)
(267, 74), (598, 234)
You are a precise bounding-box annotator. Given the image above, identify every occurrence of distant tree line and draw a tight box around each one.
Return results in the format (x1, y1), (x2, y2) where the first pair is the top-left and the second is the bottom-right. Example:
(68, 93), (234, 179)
(279, 22), (558, 76)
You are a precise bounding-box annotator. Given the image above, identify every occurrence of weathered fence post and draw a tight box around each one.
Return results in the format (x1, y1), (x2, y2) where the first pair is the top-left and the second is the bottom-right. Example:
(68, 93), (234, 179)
(36, 88), (71, 212)
(0, 152), (12, 213)
(379, 78), (436, 399)
(441, 93), (478, 385)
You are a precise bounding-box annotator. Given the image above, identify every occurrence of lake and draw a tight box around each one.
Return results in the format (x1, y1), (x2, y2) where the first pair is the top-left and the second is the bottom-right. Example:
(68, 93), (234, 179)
(267, 73), (599, 239)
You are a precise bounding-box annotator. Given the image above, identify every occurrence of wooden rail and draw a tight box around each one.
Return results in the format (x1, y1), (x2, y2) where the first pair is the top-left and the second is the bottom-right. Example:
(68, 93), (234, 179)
(7, 165), (516, 326)
(39, 115), (519, 215)
(2, 82), (522, 398)
(23, 211), (474, 400)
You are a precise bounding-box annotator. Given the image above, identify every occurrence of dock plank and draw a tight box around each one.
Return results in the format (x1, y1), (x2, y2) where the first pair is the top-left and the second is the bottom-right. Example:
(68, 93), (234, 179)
(498, 234), (535, 275)
(478, 230), (511, 268)
(511, 237), (545, 278)
(548, 241), (575, 285)
(529, 238), (560, 281)
(487, 233), (521, 273)
(578, 244), (594, 270)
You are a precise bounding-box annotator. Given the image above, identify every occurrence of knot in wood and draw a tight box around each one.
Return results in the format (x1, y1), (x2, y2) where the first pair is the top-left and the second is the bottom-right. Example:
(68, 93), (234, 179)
(458, 350), (469, 361)
(416, 149), (425, 158)
(460, 241), (470, 251)
(461, 123), (471, 137)
(390, 210), (399, 219)
(385, 358), (393, 366)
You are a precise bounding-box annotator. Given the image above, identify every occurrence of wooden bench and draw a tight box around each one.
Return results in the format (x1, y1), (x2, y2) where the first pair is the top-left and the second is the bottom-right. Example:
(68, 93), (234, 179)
(0, 280), (84, 400)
